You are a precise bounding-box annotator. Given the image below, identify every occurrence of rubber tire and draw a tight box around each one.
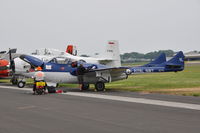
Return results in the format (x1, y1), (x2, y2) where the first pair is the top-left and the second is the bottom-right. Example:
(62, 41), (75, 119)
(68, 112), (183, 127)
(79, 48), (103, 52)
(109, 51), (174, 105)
(17, 81), (26, 88)
(81, 83), (90, 90)
(11, 77), (18, 85)
(95, 82), (105, 91)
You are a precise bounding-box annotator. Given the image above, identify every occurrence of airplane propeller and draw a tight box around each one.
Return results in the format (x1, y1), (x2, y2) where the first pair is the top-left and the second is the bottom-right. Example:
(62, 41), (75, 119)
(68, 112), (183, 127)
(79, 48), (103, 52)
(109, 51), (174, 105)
(8, 48), (16, 75)
(0, 51), (6, 54)
(8, 48), (19, 85)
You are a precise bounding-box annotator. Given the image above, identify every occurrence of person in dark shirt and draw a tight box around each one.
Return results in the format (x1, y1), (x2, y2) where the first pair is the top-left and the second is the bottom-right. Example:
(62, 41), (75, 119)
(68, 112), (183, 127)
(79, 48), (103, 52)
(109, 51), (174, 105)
(76, 64), (86, 89)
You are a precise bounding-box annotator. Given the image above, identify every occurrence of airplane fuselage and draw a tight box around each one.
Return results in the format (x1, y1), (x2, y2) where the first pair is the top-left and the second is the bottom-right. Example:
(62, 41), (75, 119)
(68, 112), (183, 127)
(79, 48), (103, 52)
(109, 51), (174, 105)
(127, 66), (184, 74)
(22, 61), (127, 85)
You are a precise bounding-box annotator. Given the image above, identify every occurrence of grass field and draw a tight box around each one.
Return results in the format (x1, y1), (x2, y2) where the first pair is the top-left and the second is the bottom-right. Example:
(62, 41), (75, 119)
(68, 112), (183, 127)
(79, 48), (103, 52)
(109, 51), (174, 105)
(106, 63), (200, 96)
(1, 63), (200, 96)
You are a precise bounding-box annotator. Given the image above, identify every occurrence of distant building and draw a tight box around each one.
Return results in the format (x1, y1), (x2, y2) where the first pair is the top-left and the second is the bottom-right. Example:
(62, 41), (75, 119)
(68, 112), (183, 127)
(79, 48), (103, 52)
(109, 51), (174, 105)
(184, 51), (200, 61)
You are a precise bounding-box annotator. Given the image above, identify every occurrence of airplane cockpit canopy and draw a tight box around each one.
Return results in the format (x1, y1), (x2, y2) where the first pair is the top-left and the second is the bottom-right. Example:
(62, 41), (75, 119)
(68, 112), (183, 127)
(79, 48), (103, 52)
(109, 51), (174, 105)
(49, 57), (71, 64)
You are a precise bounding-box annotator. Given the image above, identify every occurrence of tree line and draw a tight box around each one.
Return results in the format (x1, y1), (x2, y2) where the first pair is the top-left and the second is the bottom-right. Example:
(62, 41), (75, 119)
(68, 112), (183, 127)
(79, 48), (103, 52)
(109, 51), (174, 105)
(120, 50), (175, 63)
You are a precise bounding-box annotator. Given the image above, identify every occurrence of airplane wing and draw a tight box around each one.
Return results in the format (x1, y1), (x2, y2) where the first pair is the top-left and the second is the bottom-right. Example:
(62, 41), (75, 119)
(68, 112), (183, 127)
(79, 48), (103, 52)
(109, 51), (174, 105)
(87, 67), (128, 72)
(84, 67), (128, 83)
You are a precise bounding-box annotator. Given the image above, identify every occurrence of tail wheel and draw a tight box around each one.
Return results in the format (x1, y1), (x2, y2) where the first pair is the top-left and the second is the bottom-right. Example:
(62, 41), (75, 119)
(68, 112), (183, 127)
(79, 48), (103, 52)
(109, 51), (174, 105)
(95, 82), (105, 91)
(17, 81), (26, 88)
(81, 83), (90, 90)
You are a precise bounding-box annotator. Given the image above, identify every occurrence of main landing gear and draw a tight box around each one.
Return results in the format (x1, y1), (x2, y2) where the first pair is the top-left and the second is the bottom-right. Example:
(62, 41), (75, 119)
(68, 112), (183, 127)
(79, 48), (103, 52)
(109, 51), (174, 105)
(80, 82), (105, 91)
(11, 76), (26, 88)
(95, 82), (105, 91)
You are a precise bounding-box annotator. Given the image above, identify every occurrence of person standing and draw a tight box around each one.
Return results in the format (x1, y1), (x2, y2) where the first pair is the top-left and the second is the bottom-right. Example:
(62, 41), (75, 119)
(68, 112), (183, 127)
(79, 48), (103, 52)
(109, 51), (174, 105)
(76, 64), (86, 90)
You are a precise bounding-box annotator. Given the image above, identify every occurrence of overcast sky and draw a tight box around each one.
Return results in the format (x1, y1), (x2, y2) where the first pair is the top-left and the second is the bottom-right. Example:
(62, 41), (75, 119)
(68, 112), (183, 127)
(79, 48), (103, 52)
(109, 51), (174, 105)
(0, 0), (200, 55)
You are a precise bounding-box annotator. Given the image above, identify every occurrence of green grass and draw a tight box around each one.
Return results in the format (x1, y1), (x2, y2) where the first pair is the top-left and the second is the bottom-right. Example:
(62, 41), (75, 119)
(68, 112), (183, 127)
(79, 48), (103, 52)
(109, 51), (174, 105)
(0, 79), (11, 83)
(107, 65), (200, 90)
(105, 64), (200, 96)
(0, 78), (34, 85)
(59, 84), (78, 88)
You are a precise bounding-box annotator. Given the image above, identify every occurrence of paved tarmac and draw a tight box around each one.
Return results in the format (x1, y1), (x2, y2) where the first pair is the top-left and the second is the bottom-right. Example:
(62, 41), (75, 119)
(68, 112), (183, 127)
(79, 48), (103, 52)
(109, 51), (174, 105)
(0, 84), (200, 133)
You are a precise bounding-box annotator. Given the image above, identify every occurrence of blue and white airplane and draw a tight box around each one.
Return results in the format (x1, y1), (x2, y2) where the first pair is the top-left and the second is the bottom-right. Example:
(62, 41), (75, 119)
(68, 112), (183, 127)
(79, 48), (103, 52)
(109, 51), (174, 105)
(1, 41), (121, 85)
(126, 51), (184, 74)
(17, 51), (185, 91)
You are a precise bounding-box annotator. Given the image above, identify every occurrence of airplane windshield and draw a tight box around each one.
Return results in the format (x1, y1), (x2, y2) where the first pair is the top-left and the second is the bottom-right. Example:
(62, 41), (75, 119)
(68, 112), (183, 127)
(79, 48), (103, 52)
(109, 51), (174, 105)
(49, 57), (71, 64)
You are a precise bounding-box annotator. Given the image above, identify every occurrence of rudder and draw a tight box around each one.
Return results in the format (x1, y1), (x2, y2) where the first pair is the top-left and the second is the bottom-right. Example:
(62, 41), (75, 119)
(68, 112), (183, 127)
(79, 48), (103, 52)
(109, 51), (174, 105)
(102, 40), (121, 67)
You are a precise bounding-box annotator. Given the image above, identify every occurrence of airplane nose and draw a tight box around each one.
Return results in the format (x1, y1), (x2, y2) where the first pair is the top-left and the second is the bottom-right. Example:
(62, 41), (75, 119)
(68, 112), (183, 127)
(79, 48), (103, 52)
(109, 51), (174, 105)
(19, 55), (26, 60)
(19, 54), (44, 67)
(125, 69), (132, 75)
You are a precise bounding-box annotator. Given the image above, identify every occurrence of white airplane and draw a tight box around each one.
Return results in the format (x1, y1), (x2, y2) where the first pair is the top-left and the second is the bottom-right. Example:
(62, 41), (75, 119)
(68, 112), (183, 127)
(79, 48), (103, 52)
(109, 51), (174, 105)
(1, 41), (121, 85)
(30, 40), (121, 67)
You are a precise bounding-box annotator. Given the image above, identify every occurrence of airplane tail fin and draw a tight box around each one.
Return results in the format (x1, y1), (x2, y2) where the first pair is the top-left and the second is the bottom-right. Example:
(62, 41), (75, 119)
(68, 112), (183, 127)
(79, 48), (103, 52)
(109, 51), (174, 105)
(66, 45), (77, 56)
(143, 53), (166, 67)
(161, 51), (185, 71)
(167, 51), (184, 64)
(102, 40), (121, 67)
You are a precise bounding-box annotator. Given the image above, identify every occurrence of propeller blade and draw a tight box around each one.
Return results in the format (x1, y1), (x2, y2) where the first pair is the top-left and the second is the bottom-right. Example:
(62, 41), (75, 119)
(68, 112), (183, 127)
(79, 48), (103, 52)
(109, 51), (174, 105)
(8, 48), (16, 74)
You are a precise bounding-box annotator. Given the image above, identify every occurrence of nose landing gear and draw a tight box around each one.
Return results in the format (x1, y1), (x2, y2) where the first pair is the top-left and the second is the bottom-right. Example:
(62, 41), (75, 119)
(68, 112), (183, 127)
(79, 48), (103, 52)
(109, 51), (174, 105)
(17, 81), (26, 88)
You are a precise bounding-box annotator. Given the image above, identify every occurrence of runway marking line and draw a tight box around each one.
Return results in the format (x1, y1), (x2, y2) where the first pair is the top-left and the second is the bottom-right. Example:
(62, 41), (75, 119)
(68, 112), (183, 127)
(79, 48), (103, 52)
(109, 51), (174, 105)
(1, 85), (200, 111)
(17, 105), (36, 110)
(63, 92), (200, 111)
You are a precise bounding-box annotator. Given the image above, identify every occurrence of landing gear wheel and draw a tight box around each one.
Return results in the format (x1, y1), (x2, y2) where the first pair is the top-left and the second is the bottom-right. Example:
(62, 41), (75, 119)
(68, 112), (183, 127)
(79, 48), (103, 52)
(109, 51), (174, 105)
(17, 81), (26, 88)
(95, 82), (105, 91)
(11, 77), (18, 85)
(81, 83), (90, 90)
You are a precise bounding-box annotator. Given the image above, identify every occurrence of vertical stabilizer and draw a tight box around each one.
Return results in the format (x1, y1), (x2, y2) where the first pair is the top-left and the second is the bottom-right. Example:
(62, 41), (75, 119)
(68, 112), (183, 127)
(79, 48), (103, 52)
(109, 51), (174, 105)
(167, 51), (184, 65)
(66, 45), (77, 56)
(143, 53), (166, 67)
(158, 51), (185, 71)
(102, 40), (121, 67)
